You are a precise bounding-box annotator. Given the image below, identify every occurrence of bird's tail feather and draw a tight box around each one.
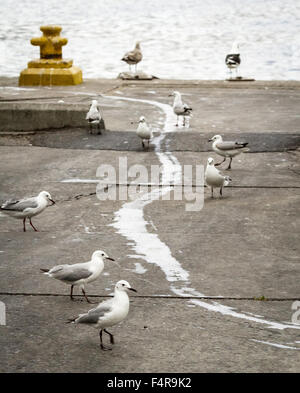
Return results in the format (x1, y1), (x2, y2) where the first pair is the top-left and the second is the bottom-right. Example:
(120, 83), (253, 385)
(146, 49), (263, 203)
(66, 317), (76, 324)
(224, 176), (232, 187)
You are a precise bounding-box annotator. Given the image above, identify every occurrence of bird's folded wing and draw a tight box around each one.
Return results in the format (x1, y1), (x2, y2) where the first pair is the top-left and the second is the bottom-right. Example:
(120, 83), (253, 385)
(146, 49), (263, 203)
(226, 54), (240, 62)
(183, 104), (192, 112)
(216, 141), (246, 151)
(124, 51), (142, 62)
(76, 305), (112, 324)
(50, 266), (93, 281)
(1, 198), (38, 211)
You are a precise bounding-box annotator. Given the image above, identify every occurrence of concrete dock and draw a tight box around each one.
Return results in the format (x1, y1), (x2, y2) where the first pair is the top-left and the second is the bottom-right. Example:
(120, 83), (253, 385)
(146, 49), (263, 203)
(0, 78), (299, 373)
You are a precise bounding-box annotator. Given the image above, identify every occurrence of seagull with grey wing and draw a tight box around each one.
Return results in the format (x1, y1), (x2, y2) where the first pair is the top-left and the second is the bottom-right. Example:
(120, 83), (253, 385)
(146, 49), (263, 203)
(136, 116), (152, 149)
(205, 157), (232, 198)
(209, 134), (249, 169)
(121, 42), (143, 73)
(40, 250), (114, 303)
(0, 191), (55, 232)
(169, 91), (192, 127)
(86, 99), (102, 134)
(67, 280), (137, 351)
(225, 42), (241, 78)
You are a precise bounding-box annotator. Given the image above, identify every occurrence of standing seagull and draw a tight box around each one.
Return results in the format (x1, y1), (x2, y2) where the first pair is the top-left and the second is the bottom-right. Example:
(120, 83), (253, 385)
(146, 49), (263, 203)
(209, 134), (249, 170)
(169, 91), (192, 127)
(67, 280), (137, 351)
(136, 116), (152, 149)
(40, 250), (114, 303)
(0, 191), (55, 232)
(121, 42), (143, 73)
(225, 42), (241, 78)
(86, 99), (102, 134)
(205, 157), (232, 198)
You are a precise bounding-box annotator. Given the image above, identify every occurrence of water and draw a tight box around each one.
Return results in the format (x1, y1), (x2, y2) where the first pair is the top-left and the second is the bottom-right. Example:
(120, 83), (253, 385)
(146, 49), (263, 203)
(1, 0), (300, 80)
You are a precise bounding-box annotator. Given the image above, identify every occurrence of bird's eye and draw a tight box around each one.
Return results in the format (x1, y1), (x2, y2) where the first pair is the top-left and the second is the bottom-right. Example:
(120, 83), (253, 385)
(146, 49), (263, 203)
(122, 284), (125, 286)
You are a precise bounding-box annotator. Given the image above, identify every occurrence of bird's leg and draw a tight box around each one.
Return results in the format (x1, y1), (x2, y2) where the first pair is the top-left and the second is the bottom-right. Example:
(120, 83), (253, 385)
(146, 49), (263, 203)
(226, 157), (232, 170)
(211, 187), (214, 198)
(70, 285), (75, 301)
(81, 288), (94, 304)
(99, 330), (112, 351)
(104, 329), (115, 345)
(70, 287), (83, 302)
(220, 187), (223, 197)
(23, 217), (26, 232)
(29, 218), (38, 232)
(176, 116), (179, 127)
(97, 123), (102, 135)
(183, 116), (186, 127)
(214, 157), (226, 167)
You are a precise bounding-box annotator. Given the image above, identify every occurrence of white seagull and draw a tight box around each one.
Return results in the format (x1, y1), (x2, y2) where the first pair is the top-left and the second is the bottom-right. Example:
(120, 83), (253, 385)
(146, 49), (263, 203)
(40, 250), (114, 303)
(169, 91), (192, 127)
(0, 191), (55, 232)
(225, 42), (241, 78)
(205, 157), (232, 198)
(136, 116), (152, 149)
(208, 134), (249, 169)
(121, 42), (143, 73)
(86, 99), (102, 134)
(67, 280), (137, 350)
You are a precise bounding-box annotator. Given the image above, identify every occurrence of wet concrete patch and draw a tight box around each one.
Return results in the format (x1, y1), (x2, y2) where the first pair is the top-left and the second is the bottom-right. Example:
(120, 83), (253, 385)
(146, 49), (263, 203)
(2, 128), (299, 153)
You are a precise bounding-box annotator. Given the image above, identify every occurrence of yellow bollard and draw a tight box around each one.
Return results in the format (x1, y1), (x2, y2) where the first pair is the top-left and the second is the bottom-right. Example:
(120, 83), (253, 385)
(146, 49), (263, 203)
(19, 25), (82, 86)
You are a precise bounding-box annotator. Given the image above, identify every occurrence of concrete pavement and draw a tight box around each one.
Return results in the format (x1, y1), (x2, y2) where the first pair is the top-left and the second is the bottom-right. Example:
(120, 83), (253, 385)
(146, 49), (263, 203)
(0, 78), (299, 372)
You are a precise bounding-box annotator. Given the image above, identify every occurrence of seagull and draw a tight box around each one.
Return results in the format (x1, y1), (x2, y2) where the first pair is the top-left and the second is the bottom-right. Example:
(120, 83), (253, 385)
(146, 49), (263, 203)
(225, 42), (241, 78)
(40, 250), (114, 303)
(67, 280), (137, 351)
(86, 99), (102, 134)
(169, 91), (192, 127)
(121, 42), (143, 73)
(205, 157), (232, 198)
(0, 191), (55, 232)
(136, 116), (152, 149)
(208, 134), (249, 169)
